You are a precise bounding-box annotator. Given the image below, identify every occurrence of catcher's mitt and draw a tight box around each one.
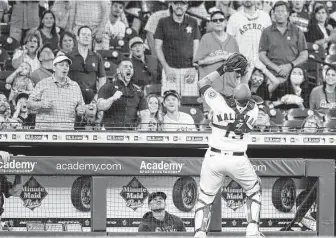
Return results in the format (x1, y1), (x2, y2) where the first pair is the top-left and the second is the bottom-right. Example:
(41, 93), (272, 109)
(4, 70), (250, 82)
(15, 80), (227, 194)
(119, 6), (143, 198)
(224, 53), (248, 75)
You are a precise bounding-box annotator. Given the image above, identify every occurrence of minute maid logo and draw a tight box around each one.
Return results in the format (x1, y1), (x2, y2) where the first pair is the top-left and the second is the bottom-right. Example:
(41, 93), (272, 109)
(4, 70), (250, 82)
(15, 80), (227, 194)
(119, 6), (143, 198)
(20, 176), (48, 211)
(120, 177), (149, 211)
(222, 180), (246, 211)
(139, 161), (184, 174)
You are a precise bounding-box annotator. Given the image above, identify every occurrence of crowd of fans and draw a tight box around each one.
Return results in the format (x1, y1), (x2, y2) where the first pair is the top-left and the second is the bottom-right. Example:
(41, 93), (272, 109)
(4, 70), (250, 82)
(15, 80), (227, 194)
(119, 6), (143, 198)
(0, 0), (334, 132)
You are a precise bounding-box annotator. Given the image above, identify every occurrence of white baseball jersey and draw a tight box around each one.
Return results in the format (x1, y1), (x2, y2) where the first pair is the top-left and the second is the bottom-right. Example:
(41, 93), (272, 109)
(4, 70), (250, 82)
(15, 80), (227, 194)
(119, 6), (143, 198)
(204, 87), (258, 152)
(227, 9), (272, 63)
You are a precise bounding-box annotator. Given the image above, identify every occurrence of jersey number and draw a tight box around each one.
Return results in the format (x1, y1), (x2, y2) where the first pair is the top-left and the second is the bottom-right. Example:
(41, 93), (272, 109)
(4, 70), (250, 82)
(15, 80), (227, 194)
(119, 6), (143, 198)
(224, 121), (245, 139)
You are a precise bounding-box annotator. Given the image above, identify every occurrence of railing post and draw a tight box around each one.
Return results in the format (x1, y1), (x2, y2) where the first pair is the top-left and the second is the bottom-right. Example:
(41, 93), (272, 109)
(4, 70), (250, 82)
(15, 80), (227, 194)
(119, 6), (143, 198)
(91, 176), (107, 232)
(209, 190), (222, 232)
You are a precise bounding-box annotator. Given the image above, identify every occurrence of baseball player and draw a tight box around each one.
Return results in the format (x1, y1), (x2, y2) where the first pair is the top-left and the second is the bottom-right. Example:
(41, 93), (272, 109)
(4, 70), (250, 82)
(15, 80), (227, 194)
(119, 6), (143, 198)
(194, 54), (262, 237)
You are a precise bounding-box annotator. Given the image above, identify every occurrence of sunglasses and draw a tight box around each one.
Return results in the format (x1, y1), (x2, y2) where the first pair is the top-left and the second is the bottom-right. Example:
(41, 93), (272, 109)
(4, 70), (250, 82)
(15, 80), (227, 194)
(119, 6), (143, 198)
(211, 18), (226, 23)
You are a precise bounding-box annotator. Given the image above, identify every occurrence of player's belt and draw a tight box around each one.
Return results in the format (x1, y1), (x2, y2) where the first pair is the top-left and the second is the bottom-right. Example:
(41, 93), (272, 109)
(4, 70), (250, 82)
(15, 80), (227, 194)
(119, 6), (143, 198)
(210, 147), (244, 156)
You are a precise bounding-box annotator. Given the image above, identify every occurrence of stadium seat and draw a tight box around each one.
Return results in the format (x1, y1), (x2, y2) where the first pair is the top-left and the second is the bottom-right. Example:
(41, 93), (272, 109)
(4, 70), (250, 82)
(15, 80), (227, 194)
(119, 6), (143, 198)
(282, 119), (305, 132)
(97, 49), (122, 70)
(0, 70), (13, 96)
(110, 38), (129, 53)
(305, 43), (325, 85)
(181, 96), (200, 106)
(179, 105), (204, 128)
(323, 119), (336, 132)
(0, 36), (20, 55)
(269, 108), (286, 126)
(0, 23), (10, 36)
(144, 84), (161, 96)
(0, 48), (10, 70)
(285, 108), (311, 120)
(124, 27), (138, 42)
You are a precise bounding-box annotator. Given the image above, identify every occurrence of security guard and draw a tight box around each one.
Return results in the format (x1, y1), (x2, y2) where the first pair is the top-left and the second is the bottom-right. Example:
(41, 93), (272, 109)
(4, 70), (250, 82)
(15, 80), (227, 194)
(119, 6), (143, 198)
(97, 58), (149, 129)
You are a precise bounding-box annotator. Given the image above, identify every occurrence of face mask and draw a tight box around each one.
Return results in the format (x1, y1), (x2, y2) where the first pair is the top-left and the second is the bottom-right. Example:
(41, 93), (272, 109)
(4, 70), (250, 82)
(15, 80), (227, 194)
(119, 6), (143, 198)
(291, 74), (304, 84)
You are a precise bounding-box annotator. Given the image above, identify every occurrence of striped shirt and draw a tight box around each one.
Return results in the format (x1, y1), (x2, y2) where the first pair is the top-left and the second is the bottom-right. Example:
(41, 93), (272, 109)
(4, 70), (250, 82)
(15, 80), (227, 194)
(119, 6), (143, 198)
(28, 76), (84, 130)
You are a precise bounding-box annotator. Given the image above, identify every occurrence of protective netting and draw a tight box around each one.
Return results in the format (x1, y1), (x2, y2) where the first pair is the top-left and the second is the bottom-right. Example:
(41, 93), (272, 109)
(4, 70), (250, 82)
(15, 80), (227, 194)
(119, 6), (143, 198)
(105, 176), (317, 233)
(1, 175), (90, 232)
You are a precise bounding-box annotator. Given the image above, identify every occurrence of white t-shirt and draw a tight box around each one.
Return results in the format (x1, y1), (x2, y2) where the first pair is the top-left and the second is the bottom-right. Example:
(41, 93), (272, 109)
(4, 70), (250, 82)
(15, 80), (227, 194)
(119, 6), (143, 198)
(227, 9), (272, 64)
(163, 112), (197, 132)
(12, 50), (41, 72)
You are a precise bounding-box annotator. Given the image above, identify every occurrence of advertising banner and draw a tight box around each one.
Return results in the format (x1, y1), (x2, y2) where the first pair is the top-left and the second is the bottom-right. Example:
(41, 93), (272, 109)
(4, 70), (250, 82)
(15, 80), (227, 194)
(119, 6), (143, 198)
(0, 157), (306, 177)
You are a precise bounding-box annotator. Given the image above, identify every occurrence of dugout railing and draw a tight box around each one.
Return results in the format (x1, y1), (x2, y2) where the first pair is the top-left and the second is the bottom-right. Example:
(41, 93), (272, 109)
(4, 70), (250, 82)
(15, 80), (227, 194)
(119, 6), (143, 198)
(0, 156), (333, 236)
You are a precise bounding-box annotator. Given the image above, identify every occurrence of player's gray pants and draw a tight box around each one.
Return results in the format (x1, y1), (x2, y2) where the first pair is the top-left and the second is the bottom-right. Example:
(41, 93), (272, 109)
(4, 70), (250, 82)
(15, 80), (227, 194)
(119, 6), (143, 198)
(194, 148), (261, 236)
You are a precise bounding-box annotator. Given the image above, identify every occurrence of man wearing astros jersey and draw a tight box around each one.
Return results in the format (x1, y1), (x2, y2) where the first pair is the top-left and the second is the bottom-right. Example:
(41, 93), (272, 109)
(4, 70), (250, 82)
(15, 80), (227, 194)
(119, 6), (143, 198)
(226, 1), (278, 91)
(194, 53), (262, 237)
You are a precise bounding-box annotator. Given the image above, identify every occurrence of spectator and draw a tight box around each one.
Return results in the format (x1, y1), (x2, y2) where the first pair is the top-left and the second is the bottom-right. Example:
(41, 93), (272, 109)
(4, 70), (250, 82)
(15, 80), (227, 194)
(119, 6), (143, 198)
(161, 90), (197, 131)
(248, 68), (271, 100)
(11, 93), (35, 129)
(9, 1), (41, 43)
(138, 191), (186, 232)
(154, 0), (201, 97)
(30, 10), (60, 52)
(30, 43), (55, 85)
(5, 62), (34, 107)
(310, 65), (336, 110)
(12, 33), (41, 72)
(129, 37), (159, 89)
(59, 31), (76, 54)
(27, 55), (85, 130)
(269, 66), (309, 110)
(259, 1), (308, 90)
(68, 0), (110, 47)
(97, 58), (149, 129)
(0, 94), (12, 130)
(50, 0), (72, 31)
(144, 3), (171, 56)
(75, 102), (103, 131)
(140, 94), (163, 131)
(67, 26), (106, 104)
(301, 114), (323, 133)
(289, 0), (310, 33)
(306, 4), (333, 49)
(226, 1), (279, 90)
(194, 10), (239, 112)
(95, 1), (126, 51)
(227, 1), (272, 65)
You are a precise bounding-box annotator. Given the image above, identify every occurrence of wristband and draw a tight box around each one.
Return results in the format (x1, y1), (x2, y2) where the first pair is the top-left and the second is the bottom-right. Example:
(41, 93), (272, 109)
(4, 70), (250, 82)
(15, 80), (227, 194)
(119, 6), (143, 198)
(216, 65), (225, 76)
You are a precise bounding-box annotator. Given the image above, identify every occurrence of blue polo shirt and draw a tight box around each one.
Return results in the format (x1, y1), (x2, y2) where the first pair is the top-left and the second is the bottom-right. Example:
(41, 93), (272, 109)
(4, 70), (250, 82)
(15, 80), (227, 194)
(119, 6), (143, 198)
(154, 15), (200, 68)
(259, 22), (307, 76)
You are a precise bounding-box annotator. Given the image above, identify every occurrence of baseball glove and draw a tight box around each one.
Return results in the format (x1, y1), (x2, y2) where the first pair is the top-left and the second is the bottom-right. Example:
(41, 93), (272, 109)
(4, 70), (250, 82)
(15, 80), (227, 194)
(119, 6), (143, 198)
(224, 53), (248, 75)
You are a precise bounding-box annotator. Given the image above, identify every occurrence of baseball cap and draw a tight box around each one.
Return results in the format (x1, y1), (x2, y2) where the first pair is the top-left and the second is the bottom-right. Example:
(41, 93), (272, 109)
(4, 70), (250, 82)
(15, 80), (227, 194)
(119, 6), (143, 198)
(53, 55), (72, 66)
(15, 92), (29, 104)
(148, 191), (167, 204)
(37, 42), (53, 59)
(163, 90), (180, 101)
(129, 37), (144, 48)
(234, 84), (251, 106)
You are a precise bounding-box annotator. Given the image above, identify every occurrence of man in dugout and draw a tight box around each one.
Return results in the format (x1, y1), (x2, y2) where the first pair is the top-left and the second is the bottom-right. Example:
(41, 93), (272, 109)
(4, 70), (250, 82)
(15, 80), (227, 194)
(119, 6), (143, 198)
(138, 191), (186, 232)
